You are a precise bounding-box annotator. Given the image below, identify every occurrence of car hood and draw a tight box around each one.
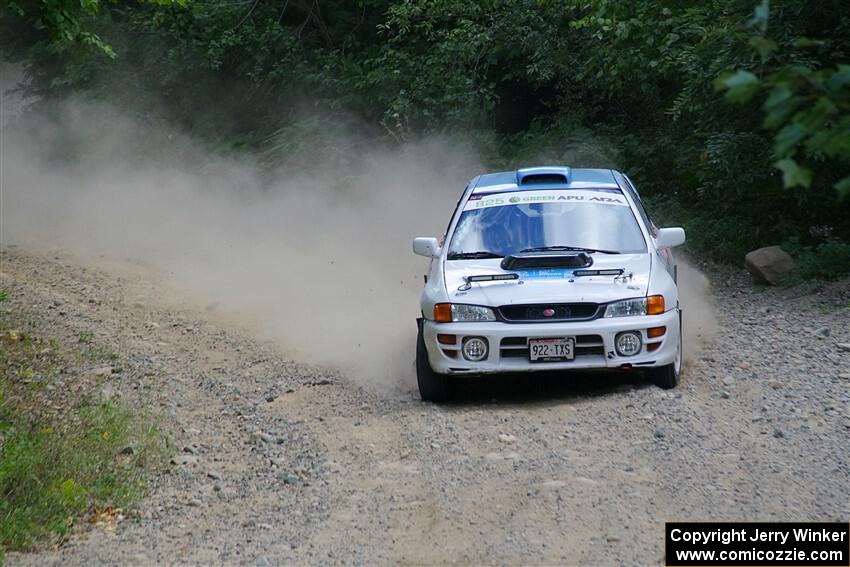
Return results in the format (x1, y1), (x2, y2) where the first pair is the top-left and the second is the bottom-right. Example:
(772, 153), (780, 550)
(443, 254), (650, 306)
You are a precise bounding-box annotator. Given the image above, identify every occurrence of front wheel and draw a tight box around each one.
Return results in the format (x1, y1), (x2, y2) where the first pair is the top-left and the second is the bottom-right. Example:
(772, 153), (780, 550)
(647, 311), (682, 389)
(416, 322), (452, 402)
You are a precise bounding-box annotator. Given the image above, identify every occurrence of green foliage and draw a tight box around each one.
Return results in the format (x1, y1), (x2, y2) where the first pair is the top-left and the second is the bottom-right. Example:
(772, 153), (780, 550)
(1, 0), (185, 58)
(716, 1), (850, 196)
(783, 236), (850, 280)
(1, 0), (849, 268)
(721, 71), (761, 103)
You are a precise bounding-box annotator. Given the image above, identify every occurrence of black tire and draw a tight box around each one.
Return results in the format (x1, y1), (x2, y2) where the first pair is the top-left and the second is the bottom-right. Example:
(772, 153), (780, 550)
(416, 322), (452, 402)
(647, 311), (682, 389)
(648, 360), (678, 389)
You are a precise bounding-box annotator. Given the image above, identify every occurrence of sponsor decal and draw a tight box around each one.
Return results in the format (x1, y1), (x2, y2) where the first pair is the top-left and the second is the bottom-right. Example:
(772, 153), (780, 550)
(517, 269), (575, 279)
(465, 190), (627, 210)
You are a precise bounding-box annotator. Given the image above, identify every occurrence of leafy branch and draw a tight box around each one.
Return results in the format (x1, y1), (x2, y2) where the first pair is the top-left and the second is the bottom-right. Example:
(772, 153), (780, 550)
(5, 0), (187, 57)
(716, 0), (850, 197)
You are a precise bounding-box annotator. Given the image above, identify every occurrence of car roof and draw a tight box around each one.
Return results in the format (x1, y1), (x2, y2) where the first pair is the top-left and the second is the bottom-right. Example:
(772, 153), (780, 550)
(470, 167), (622, 194)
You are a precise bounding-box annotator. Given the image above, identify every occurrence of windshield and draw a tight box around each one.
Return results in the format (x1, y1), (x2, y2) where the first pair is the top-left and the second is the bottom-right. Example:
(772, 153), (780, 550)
(447, 189), (647, 258)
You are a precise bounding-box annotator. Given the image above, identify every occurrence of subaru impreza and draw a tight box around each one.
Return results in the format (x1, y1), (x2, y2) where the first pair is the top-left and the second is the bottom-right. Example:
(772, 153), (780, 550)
(413, 167), (686, 402)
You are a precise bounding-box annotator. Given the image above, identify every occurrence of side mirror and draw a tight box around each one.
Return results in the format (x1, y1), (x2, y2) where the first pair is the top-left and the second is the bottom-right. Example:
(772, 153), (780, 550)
(655, 227), (686, 248)
(413, 237), (441, 258)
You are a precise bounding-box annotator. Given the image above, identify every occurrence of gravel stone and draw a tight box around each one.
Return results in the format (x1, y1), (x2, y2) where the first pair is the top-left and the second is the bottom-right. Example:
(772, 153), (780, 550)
(171, 455), (198, 466)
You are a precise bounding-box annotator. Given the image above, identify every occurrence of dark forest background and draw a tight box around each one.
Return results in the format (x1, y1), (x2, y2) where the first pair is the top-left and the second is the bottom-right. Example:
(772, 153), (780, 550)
(2, 0), (849, 276)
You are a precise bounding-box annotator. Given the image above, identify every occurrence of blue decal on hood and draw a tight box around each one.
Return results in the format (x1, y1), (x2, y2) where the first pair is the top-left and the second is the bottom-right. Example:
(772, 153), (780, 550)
(517, 269), (575, 279)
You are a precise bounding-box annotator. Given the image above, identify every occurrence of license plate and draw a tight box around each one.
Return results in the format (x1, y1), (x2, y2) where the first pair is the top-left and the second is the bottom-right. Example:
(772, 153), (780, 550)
(528, 338), (575, 362)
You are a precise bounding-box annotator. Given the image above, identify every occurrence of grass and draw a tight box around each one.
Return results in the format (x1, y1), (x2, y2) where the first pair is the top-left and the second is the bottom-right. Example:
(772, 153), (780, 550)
(80, 343), (120, 363)
(0, 289), (168, 556)
(77, 331), (94, 344)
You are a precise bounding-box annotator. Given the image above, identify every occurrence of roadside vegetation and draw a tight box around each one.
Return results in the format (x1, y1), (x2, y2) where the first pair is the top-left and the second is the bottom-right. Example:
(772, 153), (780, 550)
(1, 0), (848, 278)
(0, 289), (167, 558)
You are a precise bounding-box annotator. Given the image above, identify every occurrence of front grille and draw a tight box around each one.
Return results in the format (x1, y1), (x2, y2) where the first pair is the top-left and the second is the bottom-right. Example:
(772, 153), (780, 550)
(500, 335), (605, 359)
(498, 303), (600, 322)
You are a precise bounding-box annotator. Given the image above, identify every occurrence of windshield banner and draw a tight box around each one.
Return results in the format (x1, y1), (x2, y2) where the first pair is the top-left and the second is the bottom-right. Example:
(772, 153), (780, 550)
(464, 190), (628, 211)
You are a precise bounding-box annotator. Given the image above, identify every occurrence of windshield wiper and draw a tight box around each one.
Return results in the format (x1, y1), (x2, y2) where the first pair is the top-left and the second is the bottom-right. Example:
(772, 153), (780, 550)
(520, 245), (620, 255)
(447, 251), (503, 260)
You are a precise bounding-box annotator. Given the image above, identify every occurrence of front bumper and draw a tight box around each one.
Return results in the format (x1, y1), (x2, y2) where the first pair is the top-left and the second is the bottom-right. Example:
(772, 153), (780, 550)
(423, 309), (680, 375)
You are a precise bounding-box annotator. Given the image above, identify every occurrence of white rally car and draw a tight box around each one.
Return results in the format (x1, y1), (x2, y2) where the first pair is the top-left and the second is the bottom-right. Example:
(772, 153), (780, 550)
(413, 167), (686, 402)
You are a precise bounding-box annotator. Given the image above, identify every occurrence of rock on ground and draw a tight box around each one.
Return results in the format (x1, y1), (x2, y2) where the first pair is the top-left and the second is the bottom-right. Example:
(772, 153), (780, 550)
(744, 245), (795, 285)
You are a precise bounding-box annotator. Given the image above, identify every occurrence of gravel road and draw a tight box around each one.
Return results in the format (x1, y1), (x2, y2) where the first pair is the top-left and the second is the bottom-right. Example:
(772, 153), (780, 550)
(2, 246), (848, 566)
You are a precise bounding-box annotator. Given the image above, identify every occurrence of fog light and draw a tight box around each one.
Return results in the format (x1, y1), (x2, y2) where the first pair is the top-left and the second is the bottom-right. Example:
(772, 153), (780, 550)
(615, 331), (642, 356)
(462, 337), (488, 362)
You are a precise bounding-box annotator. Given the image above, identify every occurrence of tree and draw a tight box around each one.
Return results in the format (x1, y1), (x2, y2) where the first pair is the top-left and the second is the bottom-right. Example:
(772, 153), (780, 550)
(717, 0), (850, 197)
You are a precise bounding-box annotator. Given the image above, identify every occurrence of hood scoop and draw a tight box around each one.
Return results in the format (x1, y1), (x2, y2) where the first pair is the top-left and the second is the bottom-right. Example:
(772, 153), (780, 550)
(500, 251), (593, 270)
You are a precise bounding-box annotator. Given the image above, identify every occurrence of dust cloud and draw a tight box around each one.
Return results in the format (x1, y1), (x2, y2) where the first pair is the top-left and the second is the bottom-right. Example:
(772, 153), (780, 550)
(1, 98), (478, 392)
(678, 258), (718, 364)
(1, 95), (716, 392)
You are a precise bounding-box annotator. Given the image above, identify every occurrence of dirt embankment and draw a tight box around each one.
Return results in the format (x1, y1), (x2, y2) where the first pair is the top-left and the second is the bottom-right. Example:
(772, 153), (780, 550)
(2, 246), (849, 566)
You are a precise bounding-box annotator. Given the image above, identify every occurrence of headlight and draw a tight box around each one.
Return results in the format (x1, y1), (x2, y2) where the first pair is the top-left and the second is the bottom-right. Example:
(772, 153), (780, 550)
(434, 303), (497, 322)
(604, 298), (646, 317)
(452, 304), (496, 321)
(604, 295), (665, 317)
